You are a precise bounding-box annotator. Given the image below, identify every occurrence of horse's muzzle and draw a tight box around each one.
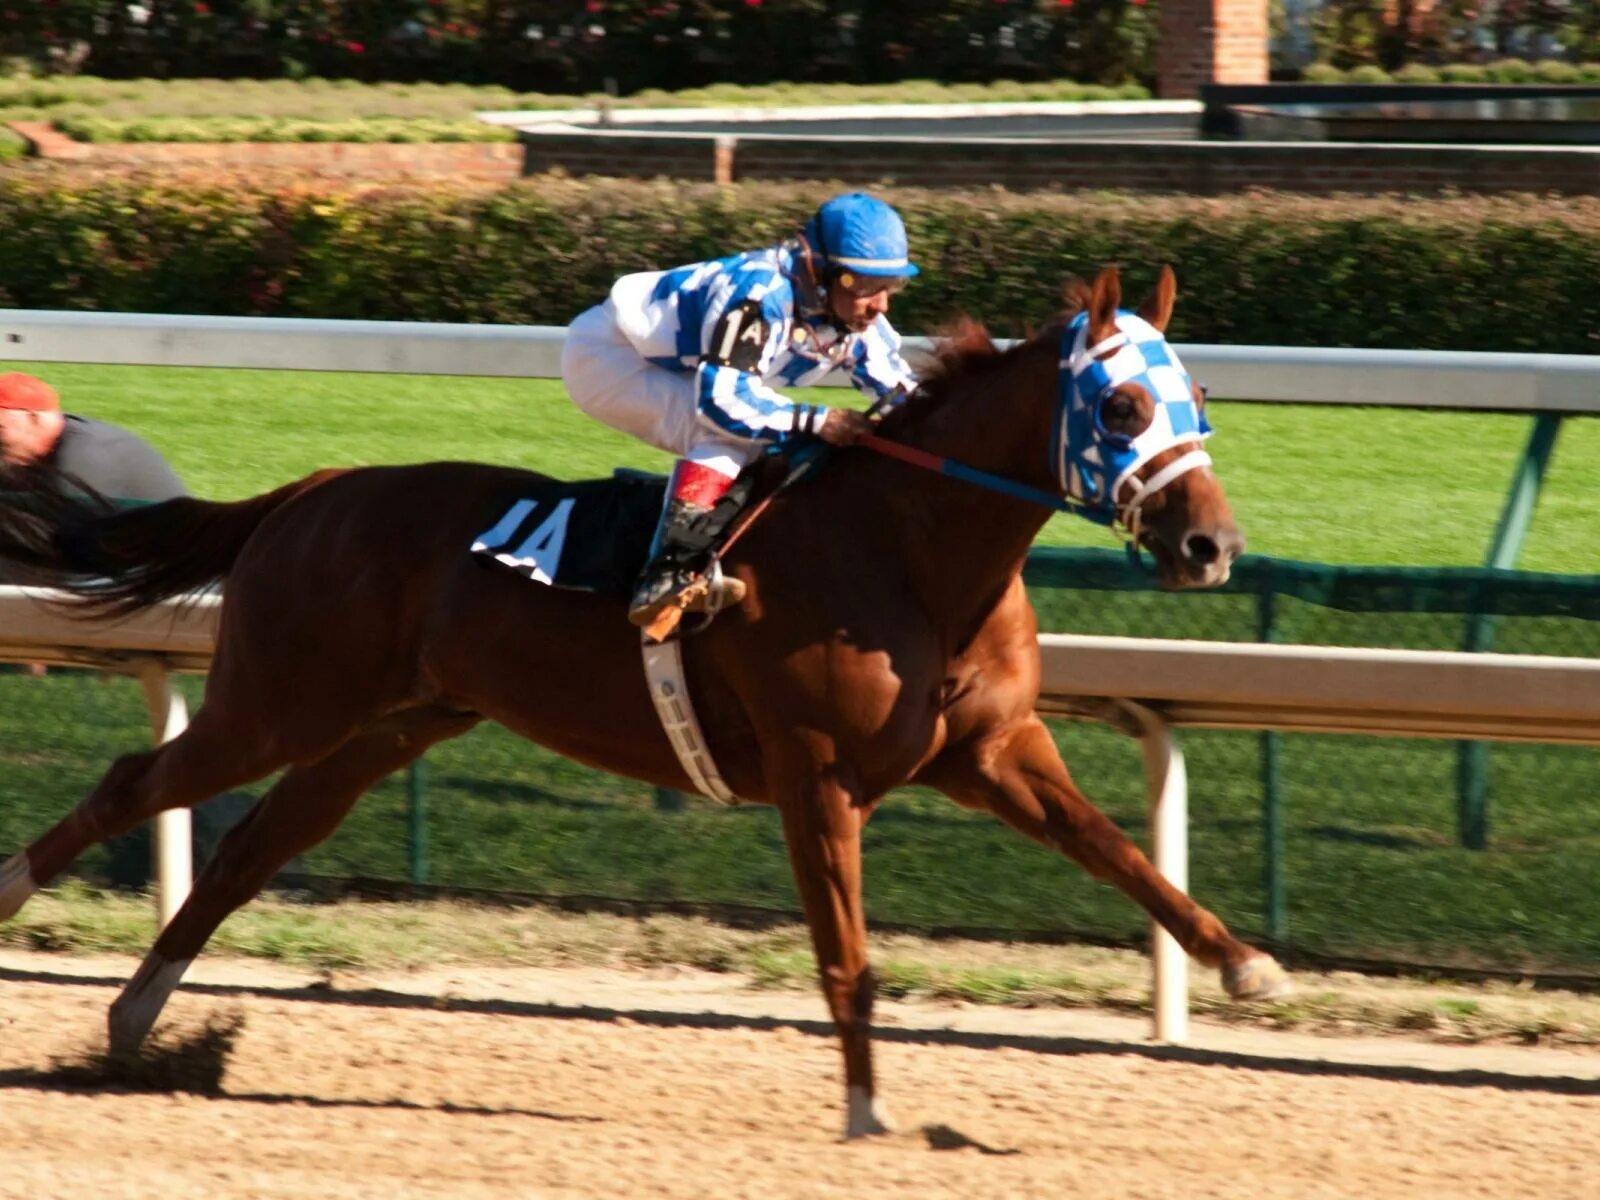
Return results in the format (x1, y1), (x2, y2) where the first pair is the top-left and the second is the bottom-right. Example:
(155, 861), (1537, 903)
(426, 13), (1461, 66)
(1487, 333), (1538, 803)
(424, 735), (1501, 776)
(1159, 523), (1244, 589)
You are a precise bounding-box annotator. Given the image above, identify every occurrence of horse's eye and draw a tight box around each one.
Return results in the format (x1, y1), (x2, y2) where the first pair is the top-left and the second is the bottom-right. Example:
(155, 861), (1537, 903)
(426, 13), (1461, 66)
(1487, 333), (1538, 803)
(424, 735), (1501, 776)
(1096, 390), (1146, 444)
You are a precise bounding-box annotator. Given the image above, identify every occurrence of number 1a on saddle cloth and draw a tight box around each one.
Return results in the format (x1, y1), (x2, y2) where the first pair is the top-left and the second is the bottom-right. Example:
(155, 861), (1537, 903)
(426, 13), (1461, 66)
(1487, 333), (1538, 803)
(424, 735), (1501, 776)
(470, 454), (786, 625)
(470, 473), (668, 601)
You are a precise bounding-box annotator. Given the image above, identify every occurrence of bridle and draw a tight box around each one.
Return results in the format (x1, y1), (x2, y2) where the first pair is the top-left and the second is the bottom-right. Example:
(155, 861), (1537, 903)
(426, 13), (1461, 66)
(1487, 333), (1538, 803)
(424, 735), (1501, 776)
(715, 316), (1219, 575)
(1051, 310), (1214, 549)
(852, 313), (1215, 558)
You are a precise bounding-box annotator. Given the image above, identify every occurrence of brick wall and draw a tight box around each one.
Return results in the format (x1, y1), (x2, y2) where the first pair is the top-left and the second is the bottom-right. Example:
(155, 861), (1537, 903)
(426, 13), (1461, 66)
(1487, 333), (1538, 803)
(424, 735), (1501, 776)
(1158, 0), (1270, 99)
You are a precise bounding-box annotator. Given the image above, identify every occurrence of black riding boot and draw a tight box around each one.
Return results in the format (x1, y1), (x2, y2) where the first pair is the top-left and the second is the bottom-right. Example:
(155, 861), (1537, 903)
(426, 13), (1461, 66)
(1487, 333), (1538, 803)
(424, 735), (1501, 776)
(629, 498), (708, 626)
(627, 478), (751, 628)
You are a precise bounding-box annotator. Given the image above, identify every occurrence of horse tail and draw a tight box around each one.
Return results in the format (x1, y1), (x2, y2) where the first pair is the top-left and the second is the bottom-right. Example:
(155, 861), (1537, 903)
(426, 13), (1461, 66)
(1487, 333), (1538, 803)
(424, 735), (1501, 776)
(0, 465), (342, 618)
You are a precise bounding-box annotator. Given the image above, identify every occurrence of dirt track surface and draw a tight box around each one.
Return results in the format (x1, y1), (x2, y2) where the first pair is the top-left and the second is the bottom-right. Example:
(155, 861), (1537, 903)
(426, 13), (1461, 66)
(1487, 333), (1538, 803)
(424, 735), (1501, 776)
(2, 950), (1597, 1200)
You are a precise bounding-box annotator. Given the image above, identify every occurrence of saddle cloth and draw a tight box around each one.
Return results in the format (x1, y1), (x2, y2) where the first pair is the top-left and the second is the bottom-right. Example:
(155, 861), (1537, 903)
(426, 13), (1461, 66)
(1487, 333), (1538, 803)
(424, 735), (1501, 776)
(470, 472), (665, 600)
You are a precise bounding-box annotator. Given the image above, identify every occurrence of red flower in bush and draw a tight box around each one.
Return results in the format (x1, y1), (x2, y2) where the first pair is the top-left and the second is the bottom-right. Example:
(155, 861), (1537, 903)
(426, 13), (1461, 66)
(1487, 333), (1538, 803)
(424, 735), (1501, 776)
(344, 40), (365, 53)
(744, 0), (761, 7)
(193, 0), (210, 11)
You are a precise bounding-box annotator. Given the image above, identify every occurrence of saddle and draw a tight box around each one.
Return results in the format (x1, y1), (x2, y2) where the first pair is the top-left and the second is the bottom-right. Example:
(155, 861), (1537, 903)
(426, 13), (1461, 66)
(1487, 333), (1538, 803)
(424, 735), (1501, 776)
(470, 454), (805, 638)
(471, 471), (666, 601)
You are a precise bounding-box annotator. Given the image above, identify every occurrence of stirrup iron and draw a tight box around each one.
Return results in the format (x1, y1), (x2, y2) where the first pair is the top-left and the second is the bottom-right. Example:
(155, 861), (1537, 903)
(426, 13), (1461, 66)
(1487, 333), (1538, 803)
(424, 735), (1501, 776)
(642, 558), (745, 643)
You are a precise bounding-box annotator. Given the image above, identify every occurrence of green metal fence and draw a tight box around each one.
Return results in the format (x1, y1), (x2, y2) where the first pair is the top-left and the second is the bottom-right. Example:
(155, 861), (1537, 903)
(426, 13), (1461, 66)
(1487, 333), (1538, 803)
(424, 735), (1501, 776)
(3, 547), (1598, 978)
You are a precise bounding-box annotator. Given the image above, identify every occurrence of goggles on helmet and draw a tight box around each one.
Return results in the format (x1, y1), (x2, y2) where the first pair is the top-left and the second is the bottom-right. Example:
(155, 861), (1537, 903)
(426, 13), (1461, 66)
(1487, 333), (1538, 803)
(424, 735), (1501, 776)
(832, 270), (910, 298)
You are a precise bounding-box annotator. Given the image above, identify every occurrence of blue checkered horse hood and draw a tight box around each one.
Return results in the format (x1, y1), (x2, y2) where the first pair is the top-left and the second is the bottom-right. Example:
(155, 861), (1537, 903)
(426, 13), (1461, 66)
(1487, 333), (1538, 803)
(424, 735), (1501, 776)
(1053, 310), (1213, 527)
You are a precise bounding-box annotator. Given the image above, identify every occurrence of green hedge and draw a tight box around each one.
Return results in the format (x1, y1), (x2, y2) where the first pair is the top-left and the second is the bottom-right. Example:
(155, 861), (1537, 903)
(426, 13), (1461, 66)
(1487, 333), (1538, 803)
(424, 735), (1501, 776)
(1303, 59), (1600, 85)
(0, 76), (1149, 126)
(51, 116), (517, 145)
(3, 175), (1599, 354)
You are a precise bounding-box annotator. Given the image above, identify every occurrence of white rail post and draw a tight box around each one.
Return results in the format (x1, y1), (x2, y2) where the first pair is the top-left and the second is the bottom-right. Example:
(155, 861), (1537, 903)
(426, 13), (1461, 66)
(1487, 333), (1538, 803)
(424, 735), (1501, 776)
(1116, 699), (1190, 1044)
(135, 658), (192, 928)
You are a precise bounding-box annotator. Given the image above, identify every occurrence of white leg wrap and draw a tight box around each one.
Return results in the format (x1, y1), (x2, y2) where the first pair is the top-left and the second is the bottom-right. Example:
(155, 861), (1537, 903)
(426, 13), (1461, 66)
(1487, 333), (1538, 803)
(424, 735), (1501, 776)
(0, 852), (36, 922)
(845, 1085), (896, 1139)
(108, 955), (192, 1055)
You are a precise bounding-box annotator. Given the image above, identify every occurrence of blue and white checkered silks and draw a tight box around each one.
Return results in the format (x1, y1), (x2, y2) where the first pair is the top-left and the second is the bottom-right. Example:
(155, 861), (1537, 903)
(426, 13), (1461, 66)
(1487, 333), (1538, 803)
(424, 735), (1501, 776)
(1053, 310), (1214, 531)
(606, 245), (916, 445)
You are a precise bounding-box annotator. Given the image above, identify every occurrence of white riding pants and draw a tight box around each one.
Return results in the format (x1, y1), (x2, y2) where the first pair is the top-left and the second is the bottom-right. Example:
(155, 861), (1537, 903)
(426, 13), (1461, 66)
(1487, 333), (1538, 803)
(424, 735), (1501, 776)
(562, 301), (761, 480)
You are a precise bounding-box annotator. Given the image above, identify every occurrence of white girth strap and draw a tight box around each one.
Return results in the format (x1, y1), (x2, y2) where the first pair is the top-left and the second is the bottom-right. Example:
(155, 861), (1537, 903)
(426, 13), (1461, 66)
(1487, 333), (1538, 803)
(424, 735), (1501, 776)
(641, 634), (740, 805)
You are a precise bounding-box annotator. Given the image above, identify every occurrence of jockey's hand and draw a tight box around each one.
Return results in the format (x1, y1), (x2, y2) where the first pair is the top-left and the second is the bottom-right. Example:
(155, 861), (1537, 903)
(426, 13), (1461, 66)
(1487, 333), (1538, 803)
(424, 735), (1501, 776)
(817, 408), (873, 447)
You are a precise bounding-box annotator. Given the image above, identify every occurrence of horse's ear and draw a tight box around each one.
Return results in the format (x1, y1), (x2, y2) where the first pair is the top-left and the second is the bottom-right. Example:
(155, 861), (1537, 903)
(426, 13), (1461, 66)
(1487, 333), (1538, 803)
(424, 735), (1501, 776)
(1061, 276), (1091, 312)
(1088, 265), (1122, 344)
(1137, 264), (1177, 333)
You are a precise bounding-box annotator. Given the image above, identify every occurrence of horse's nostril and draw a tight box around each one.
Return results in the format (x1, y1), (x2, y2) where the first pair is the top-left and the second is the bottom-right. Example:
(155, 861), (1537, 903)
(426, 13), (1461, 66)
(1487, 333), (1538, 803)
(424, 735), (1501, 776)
(1184, 533), (1220, 566)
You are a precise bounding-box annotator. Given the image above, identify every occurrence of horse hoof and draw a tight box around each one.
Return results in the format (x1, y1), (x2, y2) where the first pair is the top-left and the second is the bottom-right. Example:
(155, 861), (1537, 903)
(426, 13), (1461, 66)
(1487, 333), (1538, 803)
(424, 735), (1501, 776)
(0, 852), (35, 922)
(106, 1020), (147, 1059)
(108, 996), (152, 1056)
(845, 1086), (897, 1139)
(1223, 955), (1293, 1002)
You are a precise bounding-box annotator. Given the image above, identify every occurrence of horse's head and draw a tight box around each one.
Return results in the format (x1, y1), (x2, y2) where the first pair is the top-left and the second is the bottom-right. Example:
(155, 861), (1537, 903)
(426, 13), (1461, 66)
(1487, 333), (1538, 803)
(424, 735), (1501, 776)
(1057, 265), (1243, 589)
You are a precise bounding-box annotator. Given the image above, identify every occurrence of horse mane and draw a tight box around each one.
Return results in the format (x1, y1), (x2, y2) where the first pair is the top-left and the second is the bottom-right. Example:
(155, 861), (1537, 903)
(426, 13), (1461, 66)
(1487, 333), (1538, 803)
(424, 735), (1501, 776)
(878, 289), (1087, 437)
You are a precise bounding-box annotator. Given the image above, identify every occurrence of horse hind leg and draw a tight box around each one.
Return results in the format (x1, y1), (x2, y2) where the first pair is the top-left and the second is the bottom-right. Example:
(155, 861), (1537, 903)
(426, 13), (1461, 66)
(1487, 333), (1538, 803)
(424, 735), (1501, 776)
(0, 710), (285, 924)
(109, 708), (479, 1056)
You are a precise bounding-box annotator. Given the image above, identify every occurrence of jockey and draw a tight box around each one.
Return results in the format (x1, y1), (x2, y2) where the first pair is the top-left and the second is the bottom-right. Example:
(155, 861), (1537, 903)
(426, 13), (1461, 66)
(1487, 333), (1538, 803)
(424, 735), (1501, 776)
(561, 190), (920, 628)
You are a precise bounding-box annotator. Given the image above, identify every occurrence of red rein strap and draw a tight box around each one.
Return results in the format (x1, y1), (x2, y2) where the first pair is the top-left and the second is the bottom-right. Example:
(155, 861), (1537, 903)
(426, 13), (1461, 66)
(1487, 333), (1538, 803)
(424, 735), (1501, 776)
(859, 434), (945, 473)
(717, 430), (1074, 566)
(860, 434), (1080, 515)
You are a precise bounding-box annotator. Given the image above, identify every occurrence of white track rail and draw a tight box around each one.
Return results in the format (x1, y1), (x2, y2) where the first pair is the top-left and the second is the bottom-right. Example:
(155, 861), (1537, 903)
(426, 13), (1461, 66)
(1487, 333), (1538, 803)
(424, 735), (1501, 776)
(6, 310), (1600, 411)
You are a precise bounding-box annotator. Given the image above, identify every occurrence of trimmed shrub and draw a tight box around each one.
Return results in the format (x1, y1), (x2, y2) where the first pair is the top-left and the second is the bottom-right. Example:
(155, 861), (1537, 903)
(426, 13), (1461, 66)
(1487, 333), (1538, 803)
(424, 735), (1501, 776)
(1485, 59), (1535, 84)
(1346, 64), (1392, 84)
(1308, 59), (1600, 85)
(1392, 64), (1441, 84)
(50, 116), (517, 144)
(1, 174), (1598, 356)
(1301, 63), (1345, 83)
(1532, 59), (1583, 85)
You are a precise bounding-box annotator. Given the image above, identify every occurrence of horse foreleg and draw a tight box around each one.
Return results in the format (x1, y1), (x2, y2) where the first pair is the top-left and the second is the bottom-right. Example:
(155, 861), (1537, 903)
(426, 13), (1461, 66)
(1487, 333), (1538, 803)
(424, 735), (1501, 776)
(777, 765), (892, 1140)
(923, 715), (1289, 1001)
(1, 710), (283, 924)
(108, 710), (478, 1055)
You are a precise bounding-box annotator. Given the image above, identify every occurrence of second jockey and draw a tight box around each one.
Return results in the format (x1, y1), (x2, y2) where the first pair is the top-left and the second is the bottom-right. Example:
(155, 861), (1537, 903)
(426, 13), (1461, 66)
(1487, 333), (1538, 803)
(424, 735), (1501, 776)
(561, 190), (920, 628)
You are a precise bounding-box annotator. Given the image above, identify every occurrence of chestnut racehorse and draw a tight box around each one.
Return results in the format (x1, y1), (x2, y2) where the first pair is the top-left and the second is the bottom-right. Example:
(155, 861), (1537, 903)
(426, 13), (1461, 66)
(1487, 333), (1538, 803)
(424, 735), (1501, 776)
(0, 267), (1288, 1137)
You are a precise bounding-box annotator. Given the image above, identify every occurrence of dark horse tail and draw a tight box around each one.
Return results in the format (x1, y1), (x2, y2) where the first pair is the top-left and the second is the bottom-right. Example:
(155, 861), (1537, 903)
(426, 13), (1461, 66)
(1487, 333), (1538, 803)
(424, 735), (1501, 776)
(0, 463), (339, 618)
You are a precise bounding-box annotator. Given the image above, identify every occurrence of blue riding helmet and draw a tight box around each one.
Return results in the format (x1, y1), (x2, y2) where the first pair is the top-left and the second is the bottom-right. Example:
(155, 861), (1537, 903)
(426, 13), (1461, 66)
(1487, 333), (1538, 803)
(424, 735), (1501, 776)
(802, 192), (920, 280)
